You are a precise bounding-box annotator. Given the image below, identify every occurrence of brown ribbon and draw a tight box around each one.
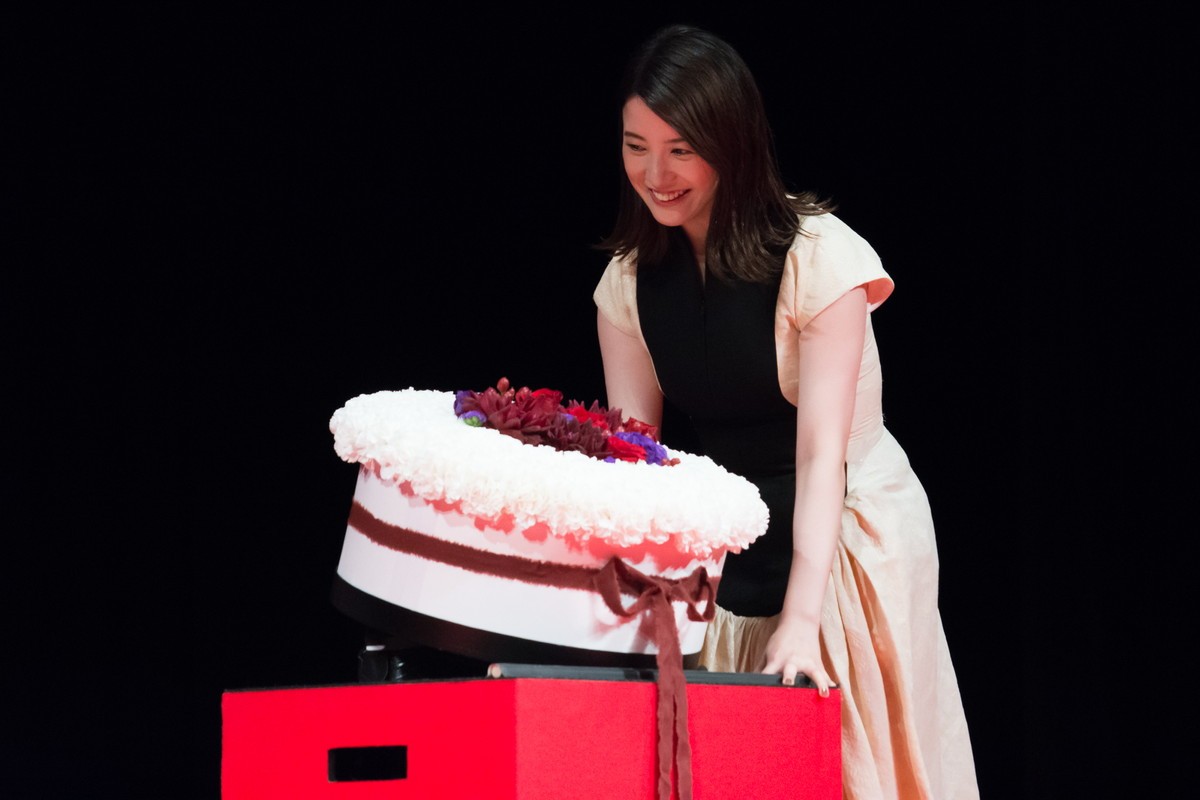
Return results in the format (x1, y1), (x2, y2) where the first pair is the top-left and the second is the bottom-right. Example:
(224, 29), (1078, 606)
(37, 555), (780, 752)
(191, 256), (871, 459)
(348, 501), (718, 799)
(593, 558), (716, 800)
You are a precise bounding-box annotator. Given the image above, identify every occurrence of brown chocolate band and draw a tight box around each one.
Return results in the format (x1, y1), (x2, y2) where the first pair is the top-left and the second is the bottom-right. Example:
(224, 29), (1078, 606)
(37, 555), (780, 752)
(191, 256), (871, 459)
(347, 500), (719, 598)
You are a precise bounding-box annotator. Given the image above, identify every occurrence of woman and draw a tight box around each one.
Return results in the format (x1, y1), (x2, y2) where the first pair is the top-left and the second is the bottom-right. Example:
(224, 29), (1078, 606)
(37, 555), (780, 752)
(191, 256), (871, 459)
(594, 25), (979, 799)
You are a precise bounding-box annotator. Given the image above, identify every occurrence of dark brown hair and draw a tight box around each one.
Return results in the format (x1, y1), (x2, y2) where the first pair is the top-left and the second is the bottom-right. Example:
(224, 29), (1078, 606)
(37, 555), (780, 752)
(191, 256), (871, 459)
(599, 25), (832, 283)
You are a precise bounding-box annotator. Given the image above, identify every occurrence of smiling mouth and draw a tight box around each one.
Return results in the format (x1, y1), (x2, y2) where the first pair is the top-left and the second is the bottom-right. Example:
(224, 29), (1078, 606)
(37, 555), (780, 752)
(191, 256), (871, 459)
(650, 188), (688, 202)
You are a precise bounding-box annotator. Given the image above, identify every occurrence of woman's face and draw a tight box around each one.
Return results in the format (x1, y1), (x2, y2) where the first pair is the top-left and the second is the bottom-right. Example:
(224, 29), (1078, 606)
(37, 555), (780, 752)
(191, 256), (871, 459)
(621, 96), (718, 252)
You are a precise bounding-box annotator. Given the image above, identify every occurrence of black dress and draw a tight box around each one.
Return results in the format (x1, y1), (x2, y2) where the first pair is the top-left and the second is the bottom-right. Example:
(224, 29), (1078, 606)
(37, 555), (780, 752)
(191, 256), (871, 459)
(636, 229), (796, 617)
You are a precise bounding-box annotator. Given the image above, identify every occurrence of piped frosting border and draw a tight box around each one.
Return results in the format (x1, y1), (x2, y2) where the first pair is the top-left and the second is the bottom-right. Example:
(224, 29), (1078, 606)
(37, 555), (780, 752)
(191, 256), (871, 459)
(330, 389), (769, 558)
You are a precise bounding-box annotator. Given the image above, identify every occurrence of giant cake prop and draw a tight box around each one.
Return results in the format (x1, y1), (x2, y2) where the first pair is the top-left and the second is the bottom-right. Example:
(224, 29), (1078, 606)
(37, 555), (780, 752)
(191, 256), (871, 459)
(329, 378), (769, 669)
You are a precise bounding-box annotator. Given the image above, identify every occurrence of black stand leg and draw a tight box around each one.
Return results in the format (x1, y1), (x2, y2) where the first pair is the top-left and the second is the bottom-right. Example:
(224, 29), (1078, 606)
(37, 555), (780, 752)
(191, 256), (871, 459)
(357, 629), (490, 682)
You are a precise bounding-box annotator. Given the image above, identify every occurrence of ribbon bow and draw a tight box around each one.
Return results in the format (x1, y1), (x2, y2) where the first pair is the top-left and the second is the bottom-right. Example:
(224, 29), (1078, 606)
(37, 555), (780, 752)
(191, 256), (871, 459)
(593, 558), (718, 800)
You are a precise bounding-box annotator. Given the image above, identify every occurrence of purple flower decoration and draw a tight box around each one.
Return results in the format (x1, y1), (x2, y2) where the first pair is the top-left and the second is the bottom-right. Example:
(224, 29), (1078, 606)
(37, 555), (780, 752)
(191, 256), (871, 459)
(459, 410), (486, 427)
(453, 390), (473, 417)
(613, 431), (671, 465)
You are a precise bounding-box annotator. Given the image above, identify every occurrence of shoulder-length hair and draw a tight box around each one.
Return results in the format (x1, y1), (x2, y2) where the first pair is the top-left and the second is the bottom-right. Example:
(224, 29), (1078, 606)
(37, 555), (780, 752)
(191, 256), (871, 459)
(599, 24), (832, 283)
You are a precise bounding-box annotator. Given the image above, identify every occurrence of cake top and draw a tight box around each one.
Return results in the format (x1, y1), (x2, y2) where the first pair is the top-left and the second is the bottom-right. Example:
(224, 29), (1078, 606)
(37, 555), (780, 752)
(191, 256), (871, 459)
(330, 386), (769, 558)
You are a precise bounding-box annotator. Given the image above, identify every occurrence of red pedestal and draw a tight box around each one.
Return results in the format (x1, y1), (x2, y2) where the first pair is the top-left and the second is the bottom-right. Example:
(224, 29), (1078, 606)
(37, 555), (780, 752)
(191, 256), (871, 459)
(222, 678), (840, 799)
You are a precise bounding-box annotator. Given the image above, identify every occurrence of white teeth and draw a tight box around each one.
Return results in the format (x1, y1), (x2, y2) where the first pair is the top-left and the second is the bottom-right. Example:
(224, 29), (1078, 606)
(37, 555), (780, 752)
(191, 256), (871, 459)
(651, 189), (686, 202)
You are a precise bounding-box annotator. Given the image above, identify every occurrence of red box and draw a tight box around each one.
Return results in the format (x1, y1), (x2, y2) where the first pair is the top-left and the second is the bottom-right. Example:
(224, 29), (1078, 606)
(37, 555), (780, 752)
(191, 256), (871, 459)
(222, 678), (840, 799)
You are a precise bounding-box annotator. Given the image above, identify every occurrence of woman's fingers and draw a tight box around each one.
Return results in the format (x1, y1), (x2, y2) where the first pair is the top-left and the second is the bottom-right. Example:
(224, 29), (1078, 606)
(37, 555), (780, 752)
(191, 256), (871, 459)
(763, 657), (832, 697)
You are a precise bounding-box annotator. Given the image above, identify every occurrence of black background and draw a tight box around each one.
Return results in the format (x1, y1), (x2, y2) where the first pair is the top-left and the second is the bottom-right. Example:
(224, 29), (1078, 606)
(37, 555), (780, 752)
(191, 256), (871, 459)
(19, 5), (1167, 798)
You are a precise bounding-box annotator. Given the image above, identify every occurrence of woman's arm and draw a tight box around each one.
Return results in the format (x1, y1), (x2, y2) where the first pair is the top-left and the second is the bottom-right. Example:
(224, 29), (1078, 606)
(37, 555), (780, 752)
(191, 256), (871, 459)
(597, 309), (663, 429)
(761, 287), (868, 695)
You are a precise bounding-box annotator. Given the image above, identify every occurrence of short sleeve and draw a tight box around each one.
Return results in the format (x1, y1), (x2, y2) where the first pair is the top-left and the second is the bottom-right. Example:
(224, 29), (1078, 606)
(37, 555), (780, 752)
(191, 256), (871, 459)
(593, 253), (643, 339)
(781, 213), (894, 331)
(774, 213), (894, 406)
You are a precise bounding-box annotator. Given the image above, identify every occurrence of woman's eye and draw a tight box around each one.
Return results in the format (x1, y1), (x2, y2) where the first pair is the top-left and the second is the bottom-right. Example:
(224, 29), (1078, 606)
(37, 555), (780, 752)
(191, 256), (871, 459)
(625, 143), (646, 153)
(673, 148), (693, 157)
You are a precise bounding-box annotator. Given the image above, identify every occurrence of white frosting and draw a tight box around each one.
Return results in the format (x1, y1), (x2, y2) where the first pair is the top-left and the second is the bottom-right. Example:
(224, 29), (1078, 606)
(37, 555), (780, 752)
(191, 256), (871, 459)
(330, 389), (769, 558)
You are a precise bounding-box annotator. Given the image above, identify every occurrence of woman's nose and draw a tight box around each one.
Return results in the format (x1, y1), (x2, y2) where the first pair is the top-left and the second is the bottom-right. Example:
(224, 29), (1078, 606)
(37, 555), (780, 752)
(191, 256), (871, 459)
(645, 153), (671, 185)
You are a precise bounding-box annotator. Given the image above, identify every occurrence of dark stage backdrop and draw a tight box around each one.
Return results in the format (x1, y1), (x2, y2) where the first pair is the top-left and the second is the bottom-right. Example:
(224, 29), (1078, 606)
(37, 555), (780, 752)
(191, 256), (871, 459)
(190, 9), (1025, 799)
(34, 7), (1046, 799)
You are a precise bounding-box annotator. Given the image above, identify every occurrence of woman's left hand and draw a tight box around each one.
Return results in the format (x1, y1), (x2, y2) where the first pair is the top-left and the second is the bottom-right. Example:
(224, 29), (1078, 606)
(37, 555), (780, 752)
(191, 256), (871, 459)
(761, 616), (833, 697)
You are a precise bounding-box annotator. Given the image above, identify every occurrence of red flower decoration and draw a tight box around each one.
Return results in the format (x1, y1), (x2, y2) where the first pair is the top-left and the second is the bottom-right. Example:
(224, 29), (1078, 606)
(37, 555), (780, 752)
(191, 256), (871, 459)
(607, 436), (647, 463)
(455, 378), (674, 466)
(622, 417), (660, 441)
(565, 403), (611, 431)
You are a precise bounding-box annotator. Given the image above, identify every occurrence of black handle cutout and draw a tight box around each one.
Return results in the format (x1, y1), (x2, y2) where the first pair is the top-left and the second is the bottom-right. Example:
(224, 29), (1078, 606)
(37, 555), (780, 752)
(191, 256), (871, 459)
(328, 745), (408, 782)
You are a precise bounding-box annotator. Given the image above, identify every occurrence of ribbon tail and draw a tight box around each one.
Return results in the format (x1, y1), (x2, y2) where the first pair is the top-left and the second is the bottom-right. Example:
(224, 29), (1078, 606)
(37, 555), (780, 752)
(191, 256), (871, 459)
(652, 590), (694, 800)
(673, 667), (694, 800)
